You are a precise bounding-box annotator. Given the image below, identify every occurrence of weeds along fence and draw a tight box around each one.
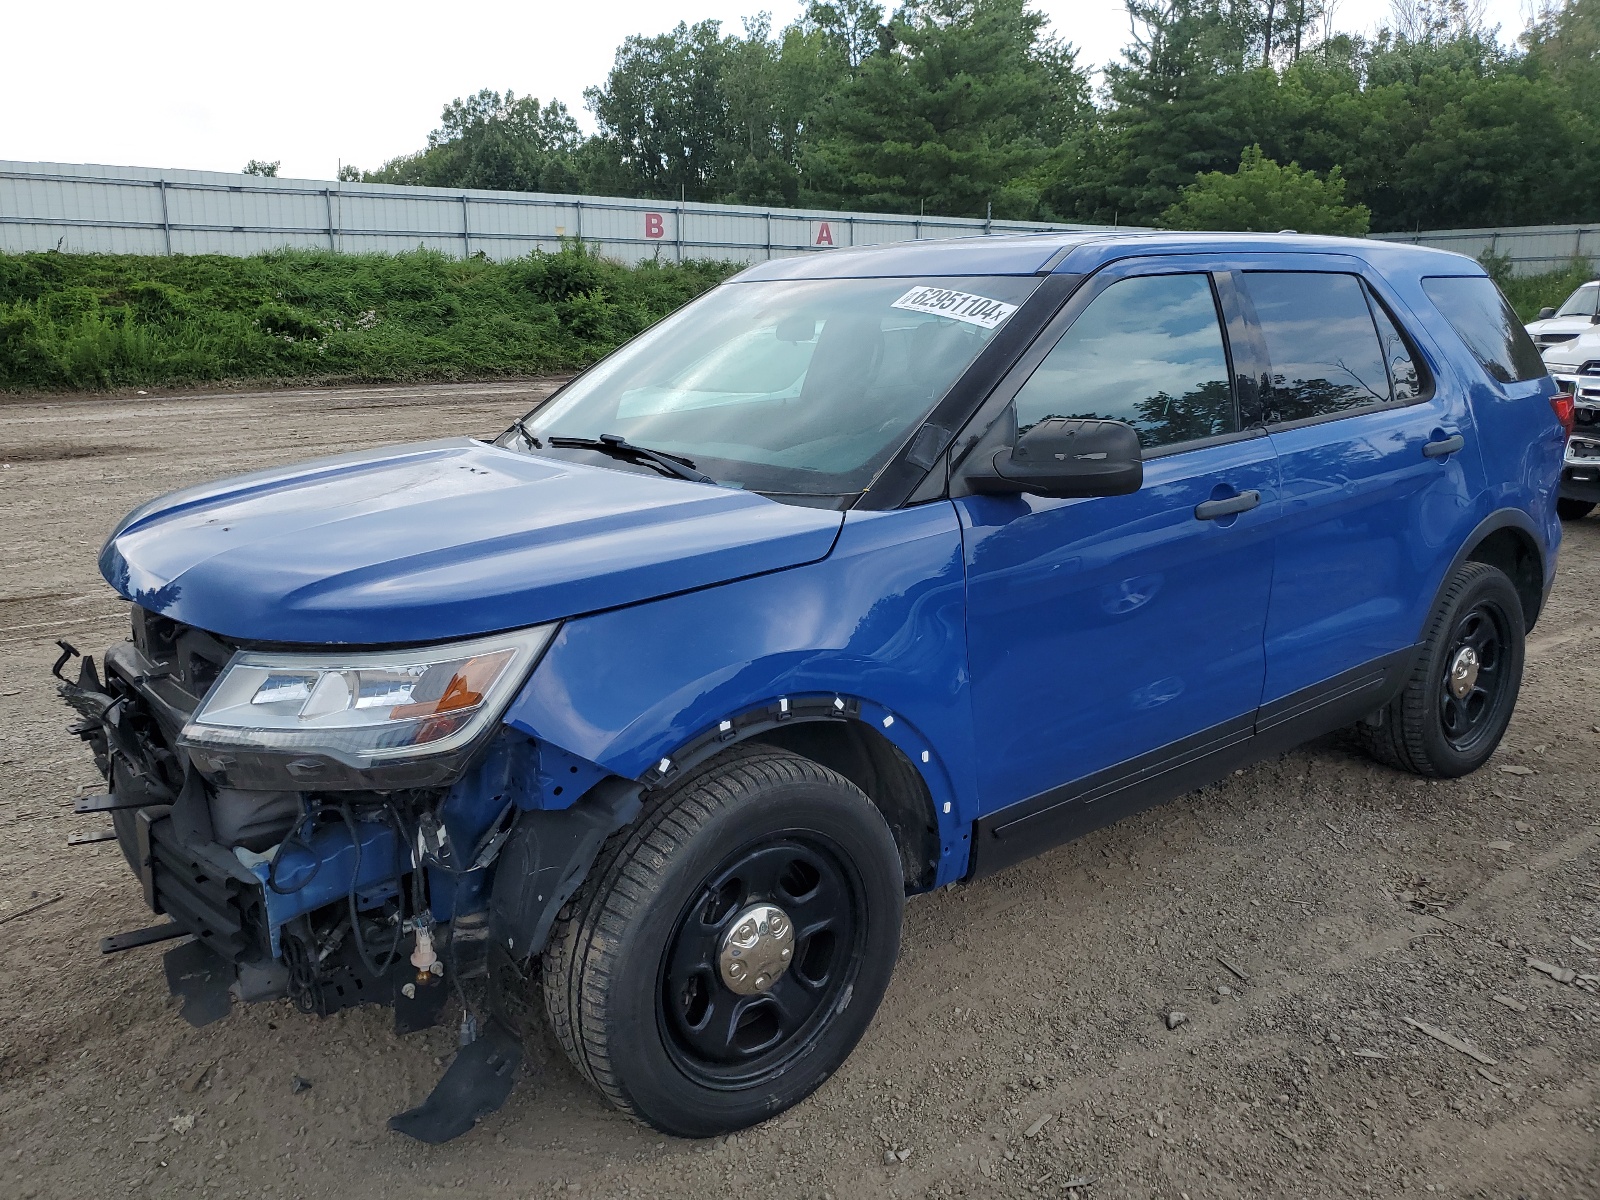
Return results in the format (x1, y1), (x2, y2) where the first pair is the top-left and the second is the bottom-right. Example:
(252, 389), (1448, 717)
(0, 160), (1103, 265)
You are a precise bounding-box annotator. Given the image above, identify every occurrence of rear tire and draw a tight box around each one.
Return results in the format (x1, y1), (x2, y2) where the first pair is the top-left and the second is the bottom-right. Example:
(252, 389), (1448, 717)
(1557, 497), (1596, 521)
(1354, 561), (1524, 778)
(542, 746), (903, 1137)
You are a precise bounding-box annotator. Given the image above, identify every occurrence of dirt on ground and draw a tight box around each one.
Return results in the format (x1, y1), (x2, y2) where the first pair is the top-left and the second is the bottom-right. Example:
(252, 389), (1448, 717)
(0, 381), (1597, 1200)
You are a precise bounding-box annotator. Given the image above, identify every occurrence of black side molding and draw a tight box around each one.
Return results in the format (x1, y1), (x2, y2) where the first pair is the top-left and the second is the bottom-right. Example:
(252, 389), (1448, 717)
(968, 645), (1421, 879)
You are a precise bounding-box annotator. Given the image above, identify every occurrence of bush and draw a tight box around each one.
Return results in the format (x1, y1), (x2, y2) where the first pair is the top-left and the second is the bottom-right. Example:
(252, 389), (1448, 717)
(1160, 146), (1371, 237)
(0, 243), (737, 392)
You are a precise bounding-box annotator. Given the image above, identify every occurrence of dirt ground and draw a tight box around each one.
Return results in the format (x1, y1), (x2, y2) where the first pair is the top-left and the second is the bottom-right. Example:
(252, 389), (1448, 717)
(1, 381), (1597, 1200)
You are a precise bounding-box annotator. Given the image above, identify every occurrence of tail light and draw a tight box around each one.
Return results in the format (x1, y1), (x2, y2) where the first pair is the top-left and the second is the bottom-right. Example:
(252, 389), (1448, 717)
(1552, 392), (1576, 438)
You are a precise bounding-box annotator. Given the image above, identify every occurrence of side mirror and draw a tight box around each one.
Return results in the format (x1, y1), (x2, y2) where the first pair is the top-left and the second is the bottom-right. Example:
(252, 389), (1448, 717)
(1539, 306), (1557, 320)
(1590, 312), (1600, 325)
(970, 417), (1143, 498)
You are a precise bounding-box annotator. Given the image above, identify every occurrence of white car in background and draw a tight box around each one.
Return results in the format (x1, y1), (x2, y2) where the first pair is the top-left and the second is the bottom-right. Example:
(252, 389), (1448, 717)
(1543, 331), (1600, 519)
(1526, 280), (1600, 348)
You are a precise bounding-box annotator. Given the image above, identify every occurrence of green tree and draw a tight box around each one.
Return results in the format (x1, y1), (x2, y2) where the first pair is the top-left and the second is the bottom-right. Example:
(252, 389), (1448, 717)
(243, 160), (280, 177)
(805, 0), (1090, 217)
(1160, 143), (1370, 233)
(365, 90), (583, 193)
(584, 21), (735, 201)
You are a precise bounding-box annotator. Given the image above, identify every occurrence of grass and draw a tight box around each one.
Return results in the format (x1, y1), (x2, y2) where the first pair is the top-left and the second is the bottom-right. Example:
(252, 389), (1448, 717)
(0, 244), (737, 392)
(1, 243), (1588, 392)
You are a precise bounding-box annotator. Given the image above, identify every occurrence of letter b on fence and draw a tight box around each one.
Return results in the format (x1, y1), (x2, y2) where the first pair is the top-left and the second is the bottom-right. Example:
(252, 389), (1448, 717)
(645, 213), (665, 239)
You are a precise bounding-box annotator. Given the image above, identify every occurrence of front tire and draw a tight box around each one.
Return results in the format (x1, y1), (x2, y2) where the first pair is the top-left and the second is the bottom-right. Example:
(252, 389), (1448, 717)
(542, 746), (904, 1137)
(1557, 497), (1596, 521)
(1354, 560), (1524, 778)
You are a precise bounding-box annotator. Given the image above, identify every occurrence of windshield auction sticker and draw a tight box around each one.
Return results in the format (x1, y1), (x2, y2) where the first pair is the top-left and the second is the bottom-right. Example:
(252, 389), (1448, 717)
(891, 286), (1019, 329)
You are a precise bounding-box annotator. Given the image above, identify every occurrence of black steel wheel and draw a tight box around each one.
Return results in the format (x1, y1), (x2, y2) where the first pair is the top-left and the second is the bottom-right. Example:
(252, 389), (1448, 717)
(1355, 560), (1525, 778)
(1437, 600), (1512, 755)
(660, 834), (862, 1085)
(543, 745), (903, 1137)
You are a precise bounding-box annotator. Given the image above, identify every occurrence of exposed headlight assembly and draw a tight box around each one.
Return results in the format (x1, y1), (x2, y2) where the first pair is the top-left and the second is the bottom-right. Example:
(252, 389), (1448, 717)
(180, 625), (556, 767)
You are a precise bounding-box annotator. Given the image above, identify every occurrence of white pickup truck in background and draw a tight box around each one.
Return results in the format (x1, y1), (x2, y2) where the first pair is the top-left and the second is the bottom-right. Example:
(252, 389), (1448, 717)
(1526, 280), (1600, 349)
(1542, 329), (1600, 519)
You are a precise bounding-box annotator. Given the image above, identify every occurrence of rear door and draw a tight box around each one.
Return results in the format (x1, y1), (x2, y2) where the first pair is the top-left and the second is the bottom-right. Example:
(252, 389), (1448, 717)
(1237, 265), (1489, 737)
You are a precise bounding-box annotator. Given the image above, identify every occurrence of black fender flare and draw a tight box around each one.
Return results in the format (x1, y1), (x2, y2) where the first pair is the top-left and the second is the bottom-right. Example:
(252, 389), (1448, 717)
(1431, 507), (1548, 634)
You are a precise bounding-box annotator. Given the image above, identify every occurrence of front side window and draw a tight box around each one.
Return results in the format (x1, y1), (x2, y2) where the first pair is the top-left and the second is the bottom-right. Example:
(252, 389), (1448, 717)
(1422, 275), (1549, 384)
(512, 274), (1041, 496)
(1012, 273), (1235, 449)
(1242, 272), (1392, 424)
(1556, 282), (1599, 318)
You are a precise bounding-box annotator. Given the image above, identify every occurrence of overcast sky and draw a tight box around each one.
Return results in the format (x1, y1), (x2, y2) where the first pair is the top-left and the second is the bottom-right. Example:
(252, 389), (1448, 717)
(1, 0), (1538, 181)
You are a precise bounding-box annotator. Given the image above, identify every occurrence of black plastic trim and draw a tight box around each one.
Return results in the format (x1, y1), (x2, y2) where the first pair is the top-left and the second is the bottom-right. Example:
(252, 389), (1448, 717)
(968, 645), (1423, 879)
(1436, 507), (1549, 631)
(1252, 646), (1420, 758)
(970, 714), (1257, 878)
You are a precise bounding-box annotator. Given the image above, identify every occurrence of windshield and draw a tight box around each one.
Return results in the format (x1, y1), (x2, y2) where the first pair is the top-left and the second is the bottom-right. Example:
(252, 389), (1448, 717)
(509, 274), (1041, 496)
(1556, 283), (1599, 318)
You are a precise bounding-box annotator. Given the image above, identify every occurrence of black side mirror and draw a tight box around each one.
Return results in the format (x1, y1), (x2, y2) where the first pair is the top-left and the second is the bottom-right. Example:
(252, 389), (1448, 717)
(969, 417), (1143, 498)
(1539, 307), (1557, 320)
(1590, 311), (1600, 325)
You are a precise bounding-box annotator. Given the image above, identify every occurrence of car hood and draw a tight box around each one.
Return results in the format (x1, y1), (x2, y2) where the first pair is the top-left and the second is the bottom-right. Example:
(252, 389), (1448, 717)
(100, 438), (844, 645)
(1544, 330), (1600, 371)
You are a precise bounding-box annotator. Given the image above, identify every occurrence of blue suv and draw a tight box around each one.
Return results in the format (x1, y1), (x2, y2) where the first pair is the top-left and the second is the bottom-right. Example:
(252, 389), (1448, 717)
(57, 232), (1569, 1143)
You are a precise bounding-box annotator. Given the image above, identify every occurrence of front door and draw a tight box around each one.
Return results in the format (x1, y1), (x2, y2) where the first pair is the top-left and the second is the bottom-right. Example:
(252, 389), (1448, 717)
(955, 263), (1279, 855)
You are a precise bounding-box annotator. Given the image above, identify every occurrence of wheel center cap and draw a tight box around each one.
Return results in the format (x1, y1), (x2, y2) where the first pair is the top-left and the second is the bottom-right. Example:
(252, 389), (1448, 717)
(1448, 645), (1481, 699)
(718, 903), (794, 995)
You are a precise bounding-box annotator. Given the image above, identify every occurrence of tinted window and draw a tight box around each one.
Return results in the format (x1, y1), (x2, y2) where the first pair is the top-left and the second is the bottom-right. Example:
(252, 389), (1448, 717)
(1243, 272), (1391, 423)
(1368, 294), (1424, 403)
(1013, 273), (1234, 449)
(1556, 283), (1599, 318)
(1421, 275), (1548, 384)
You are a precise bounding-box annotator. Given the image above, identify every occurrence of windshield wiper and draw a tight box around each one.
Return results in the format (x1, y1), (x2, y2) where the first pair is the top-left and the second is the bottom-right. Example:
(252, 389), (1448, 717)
(546, 433), (716, 485)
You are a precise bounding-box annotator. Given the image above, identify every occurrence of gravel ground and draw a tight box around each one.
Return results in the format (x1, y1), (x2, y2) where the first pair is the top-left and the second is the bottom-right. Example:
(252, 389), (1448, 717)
(1, 381), (1597, 1200)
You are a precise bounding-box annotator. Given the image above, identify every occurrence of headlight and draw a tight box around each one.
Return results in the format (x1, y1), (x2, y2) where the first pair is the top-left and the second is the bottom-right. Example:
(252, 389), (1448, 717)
(179, 625), (555, 767)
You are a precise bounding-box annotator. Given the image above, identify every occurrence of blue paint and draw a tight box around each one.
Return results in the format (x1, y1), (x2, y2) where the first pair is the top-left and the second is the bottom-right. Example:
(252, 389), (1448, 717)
(241, 815), (404, 958)
(99, 438), (842, 644)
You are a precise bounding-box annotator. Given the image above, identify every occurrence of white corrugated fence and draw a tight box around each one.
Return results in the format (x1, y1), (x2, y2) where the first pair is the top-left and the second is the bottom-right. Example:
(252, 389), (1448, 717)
(1372, 223), (1600, 276)
(0, 160), (1103, 264)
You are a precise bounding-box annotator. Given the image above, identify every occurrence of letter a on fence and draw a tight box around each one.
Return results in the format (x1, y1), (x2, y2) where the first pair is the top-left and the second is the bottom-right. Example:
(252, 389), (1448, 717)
(645, 213), (664, 239)
(815, 222), (834, 246)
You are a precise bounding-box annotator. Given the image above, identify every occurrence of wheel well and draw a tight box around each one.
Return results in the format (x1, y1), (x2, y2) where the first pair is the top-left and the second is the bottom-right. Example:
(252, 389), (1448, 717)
(1467, 527), (1543, 630)
(748, 721), (940, 892)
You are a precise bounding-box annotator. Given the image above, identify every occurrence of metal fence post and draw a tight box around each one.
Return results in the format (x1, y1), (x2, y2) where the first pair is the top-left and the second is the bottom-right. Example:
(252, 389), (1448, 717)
(461, 194), (472, 257)
(158, 179), (172, 255)
(324, 188), (336, 252)
(574, 199), (583, 245)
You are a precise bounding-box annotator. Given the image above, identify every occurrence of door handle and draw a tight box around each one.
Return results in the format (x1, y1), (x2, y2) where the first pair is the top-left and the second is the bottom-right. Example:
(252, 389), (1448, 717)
(1422, 433), (1465, 458)
(1194, 489), (1261, 521)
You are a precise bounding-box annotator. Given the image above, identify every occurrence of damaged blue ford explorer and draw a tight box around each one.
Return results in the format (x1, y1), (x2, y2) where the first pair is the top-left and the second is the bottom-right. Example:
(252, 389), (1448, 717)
(57, 232), (1569, 1143)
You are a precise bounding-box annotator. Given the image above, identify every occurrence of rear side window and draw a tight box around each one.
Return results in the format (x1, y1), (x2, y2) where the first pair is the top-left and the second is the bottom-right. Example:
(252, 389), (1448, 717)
(1012, 273), (1235, 449)
(1421, 275), (1547, 384)
(1241, 272), (1392, 424)
(1369, 297), (1424, 403)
